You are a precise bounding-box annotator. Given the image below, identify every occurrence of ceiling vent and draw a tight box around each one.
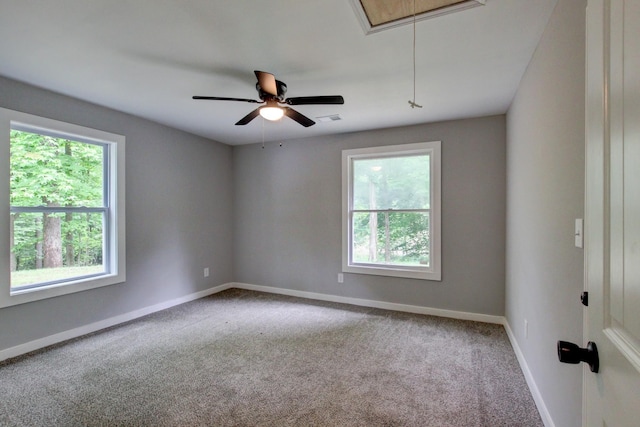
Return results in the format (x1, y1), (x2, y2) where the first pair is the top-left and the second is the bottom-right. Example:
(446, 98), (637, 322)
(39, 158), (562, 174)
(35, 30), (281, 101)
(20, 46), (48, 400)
(316, 114), (343, 123)
(350, 0), (486, 35)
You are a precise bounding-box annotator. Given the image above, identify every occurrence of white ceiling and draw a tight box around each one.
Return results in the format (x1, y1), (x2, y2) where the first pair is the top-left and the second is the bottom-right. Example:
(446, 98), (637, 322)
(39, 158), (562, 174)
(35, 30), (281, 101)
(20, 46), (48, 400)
(0, 0), (558, 146)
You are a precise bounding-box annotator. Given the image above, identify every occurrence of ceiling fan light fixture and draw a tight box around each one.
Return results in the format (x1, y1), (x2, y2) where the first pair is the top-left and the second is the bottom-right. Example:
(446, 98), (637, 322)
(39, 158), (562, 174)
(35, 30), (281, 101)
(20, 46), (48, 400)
(194, 70), (343, 127)
(259, 105), (284, 121)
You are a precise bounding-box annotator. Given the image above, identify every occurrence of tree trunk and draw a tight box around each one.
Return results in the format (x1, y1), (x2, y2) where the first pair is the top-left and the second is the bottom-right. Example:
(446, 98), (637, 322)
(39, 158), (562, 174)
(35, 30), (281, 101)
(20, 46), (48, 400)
(35, 216), (43, 269)
(43, 211), (62, 269)
(368, 179), (378, 262)
(10, 213), (17, 272)
(65, 212), (74, 266)
(64, 141), (74, 266)
(384, 212), (391, 262)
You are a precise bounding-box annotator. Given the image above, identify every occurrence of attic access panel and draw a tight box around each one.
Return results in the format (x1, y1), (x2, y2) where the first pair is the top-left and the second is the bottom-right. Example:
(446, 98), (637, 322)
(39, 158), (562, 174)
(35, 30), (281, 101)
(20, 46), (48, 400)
(351, 0), (486, 34)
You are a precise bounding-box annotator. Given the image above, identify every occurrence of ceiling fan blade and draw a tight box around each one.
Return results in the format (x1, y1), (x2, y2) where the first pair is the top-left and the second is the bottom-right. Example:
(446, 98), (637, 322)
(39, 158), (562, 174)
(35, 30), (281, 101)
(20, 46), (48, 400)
(235, 108), (261, 126)
(193, 96), (260, 103)
(283, 107), (315, 127)
(285, 95), (344, 106)
(254, 70), (278, 97)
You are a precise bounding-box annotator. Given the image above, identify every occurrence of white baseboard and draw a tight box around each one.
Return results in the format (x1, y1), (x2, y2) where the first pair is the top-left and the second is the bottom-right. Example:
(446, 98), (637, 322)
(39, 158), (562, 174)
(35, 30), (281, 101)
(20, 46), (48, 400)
(0, 282), (234, 362)
(503, 320), (555, 427)
(230, 282), (505, 324)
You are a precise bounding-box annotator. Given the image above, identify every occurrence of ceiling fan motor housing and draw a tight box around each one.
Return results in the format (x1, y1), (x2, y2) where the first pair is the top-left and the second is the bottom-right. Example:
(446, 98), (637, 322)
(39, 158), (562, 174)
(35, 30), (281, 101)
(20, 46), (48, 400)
(193, 70), (343, 127)
(257, 80), (287, 102)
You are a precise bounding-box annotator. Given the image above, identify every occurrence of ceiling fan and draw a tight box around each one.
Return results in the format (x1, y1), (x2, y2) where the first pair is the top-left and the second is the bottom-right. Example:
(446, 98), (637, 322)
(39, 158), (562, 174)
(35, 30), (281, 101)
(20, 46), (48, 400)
(193, 70), (344, 127)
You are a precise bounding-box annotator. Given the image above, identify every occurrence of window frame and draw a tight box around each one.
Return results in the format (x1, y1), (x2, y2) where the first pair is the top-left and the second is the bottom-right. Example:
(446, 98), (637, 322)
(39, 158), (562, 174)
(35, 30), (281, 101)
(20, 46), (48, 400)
(0, 108), (126, 307)
(342, 141), (441, 281)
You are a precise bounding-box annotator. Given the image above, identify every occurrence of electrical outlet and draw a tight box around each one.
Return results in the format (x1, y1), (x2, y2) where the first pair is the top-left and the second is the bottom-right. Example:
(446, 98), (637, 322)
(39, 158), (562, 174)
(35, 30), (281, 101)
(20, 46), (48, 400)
(204, 268), (209, 278)
(524, 319), (529, 338)
(337, 273), (344, 283)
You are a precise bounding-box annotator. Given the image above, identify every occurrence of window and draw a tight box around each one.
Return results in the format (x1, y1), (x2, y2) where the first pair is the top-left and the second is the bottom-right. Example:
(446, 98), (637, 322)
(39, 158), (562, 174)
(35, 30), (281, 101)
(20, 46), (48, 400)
(0, 108), (125, 307)
(342, 141), (441, 280)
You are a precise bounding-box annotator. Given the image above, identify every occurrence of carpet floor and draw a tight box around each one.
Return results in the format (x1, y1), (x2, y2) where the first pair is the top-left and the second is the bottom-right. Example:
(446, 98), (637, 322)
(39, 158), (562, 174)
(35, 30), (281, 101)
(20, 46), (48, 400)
(0, 289), (543, 426)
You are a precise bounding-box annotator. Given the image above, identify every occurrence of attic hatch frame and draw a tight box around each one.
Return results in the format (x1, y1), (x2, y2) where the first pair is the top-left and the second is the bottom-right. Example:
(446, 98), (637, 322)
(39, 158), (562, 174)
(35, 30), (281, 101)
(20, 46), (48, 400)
(350, 0), (486, 35)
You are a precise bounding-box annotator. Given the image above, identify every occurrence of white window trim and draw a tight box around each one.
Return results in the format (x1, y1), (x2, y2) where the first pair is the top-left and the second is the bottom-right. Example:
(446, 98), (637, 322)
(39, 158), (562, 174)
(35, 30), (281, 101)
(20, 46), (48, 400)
(342, 141), (441, 281)
(0, 108), (126, 307)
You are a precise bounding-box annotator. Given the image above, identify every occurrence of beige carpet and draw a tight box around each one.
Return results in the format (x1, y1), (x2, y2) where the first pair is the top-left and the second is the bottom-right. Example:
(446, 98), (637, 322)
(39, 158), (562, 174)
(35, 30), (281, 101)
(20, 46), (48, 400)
(0, 289), (543, 426)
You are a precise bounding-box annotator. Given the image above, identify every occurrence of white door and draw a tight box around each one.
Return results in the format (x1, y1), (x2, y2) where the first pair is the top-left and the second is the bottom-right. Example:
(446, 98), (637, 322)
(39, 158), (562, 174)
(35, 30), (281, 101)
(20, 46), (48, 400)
(584, 1), (640, 426)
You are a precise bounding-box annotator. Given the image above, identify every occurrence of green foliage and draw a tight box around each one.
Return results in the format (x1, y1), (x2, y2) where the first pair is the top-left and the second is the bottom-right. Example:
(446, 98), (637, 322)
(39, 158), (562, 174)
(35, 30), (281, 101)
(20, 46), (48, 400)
(352, 154), (431, 266)
(10, 130), (104, 207)
(353, 155), (430, 210)
(11, 212), (104, 272)
(10, 130), (105, 277)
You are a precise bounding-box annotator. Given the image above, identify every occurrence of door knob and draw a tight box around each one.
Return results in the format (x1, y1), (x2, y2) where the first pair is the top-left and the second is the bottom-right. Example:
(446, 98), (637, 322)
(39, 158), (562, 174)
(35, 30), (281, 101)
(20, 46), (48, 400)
(557, 340), (599, 373)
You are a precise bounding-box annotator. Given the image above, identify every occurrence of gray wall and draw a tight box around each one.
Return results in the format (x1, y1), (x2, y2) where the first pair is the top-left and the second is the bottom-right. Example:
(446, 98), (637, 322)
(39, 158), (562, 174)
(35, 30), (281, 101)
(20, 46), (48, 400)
(0, 4), (587, 419)
(233, 116), (506, 316)
(0, 76), (234, 352)
(505, 1), (586, 426)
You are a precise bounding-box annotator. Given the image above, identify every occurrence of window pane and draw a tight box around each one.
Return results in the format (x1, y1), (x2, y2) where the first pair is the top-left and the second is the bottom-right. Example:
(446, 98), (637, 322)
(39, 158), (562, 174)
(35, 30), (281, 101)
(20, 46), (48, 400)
(352, 211), (430, 267)
(353, 154), (430, 210)
(10, 130), (105, 208)
(10, 212), (106, 289)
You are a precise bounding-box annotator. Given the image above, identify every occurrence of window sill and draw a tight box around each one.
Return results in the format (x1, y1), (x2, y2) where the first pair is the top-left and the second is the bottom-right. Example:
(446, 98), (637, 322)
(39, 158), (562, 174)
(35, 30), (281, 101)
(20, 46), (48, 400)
(1, 272), (125, 308)
(343, 263), (441, 281)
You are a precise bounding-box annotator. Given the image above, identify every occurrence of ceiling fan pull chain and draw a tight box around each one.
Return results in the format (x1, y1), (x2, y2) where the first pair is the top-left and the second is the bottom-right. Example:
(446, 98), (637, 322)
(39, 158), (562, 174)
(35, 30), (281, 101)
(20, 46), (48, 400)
(409, 0), (423, 109)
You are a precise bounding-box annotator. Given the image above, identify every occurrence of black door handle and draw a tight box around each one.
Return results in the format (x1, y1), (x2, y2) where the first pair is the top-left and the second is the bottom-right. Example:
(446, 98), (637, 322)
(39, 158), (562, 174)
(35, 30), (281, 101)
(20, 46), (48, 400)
(557, 340), (599, 373)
